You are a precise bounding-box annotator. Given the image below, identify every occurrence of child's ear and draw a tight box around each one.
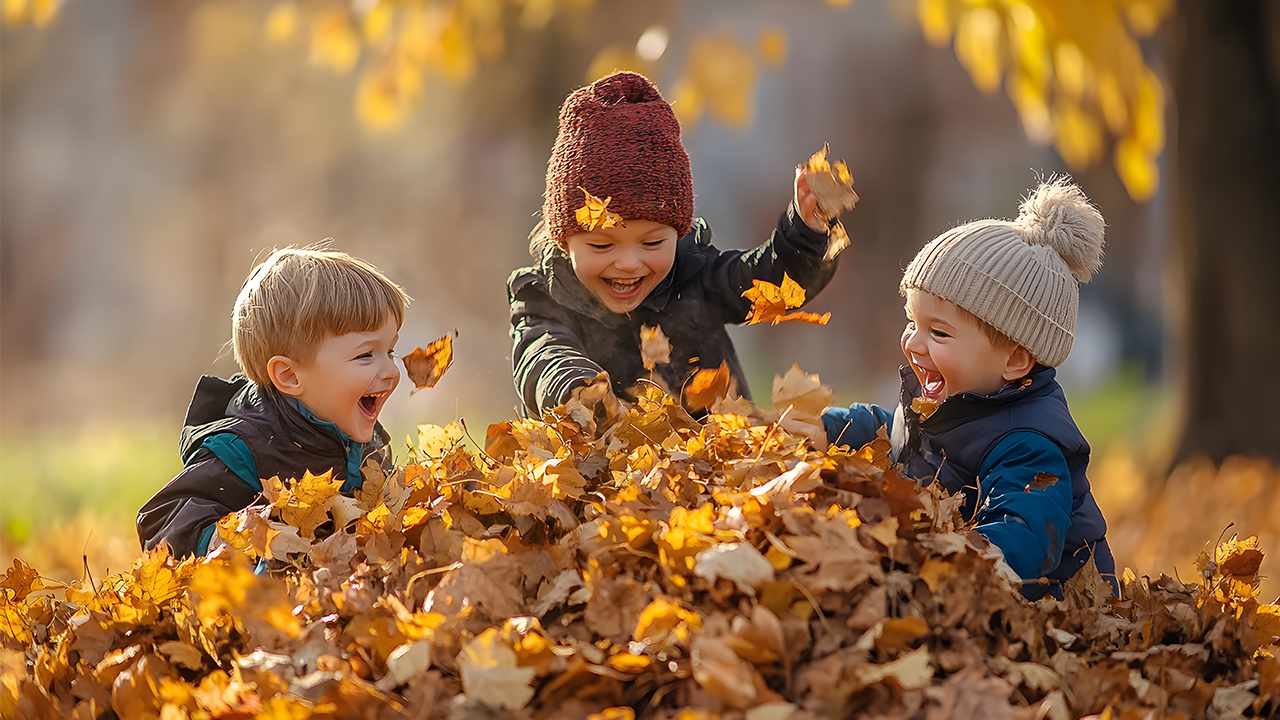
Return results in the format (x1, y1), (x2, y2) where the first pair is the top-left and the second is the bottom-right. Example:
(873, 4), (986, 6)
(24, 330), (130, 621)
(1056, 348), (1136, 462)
(267, 356), (305, 396)
(1001, 346), (1036, 381)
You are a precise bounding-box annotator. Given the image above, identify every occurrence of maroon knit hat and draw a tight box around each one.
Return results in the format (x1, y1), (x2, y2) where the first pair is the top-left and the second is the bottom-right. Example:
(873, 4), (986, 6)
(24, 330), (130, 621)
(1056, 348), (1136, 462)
(543, 72), (694, 246)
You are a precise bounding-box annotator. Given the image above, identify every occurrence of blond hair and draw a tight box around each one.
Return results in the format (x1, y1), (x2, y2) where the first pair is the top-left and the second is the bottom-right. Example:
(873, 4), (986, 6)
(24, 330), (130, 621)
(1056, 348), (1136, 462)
(232, 247), (411, 386)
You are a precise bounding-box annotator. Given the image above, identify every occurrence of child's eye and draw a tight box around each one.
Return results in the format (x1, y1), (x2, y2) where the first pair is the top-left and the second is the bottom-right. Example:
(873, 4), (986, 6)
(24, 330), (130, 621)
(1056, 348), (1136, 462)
(356, 352), (373, 359)
(930, 329), (950, 339)
(589, 243), (612, 250)
(643, 239), (666, 248)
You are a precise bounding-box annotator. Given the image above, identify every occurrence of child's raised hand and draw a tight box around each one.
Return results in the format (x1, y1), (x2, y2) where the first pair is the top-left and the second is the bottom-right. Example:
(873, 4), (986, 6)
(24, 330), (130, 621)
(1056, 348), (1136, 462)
(794, 167), (827, 233)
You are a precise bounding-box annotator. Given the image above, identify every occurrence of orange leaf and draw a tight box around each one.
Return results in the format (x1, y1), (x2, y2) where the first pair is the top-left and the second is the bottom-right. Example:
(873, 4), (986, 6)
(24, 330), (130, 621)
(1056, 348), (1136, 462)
(1025, 473), (1059, 492)
(685, 361), (731, 410)
(403, 330), (456, 394)
(742, 274), (830, 326)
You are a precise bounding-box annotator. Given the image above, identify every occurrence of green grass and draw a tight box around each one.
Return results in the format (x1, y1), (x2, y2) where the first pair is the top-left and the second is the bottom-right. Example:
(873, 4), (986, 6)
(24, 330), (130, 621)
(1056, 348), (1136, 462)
(1062, 364), (1174, 456)
(0, 425), (181, 547)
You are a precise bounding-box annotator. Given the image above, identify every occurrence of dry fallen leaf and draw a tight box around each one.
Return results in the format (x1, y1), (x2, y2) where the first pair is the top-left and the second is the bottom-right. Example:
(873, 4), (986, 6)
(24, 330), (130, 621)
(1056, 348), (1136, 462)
(743, 273), (831, 326)
(403, 330), (456, 394)
(575, 187), (625, 232)
(458, 628), (536, 709)
(640, 325), (672, 371)
(1026, 472), (1059, 492)
(911, 396), (940, 419)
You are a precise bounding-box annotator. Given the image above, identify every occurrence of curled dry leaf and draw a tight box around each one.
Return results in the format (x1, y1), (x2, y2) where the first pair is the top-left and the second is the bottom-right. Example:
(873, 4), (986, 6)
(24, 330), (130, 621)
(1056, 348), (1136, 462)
(403, 330), (456, 395)
(803, 144), (859, 261)
(575, 188), (624, 232)
(685, 361), (732, 410)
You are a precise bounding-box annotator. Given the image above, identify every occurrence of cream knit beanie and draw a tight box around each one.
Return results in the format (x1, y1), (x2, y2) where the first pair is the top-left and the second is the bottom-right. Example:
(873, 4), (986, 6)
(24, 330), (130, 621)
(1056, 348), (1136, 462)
(900, 179), (1106, 367)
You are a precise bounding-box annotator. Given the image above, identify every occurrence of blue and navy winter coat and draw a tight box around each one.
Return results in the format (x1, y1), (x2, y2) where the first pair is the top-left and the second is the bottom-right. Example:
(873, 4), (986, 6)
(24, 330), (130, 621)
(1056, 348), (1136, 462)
(823, 366), (1115, 598)
(136, 375), (391, 557)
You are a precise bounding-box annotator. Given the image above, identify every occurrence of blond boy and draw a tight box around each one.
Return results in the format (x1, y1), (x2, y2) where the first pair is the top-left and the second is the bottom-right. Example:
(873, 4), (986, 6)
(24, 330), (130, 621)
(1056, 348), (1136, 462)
(137, 248), (410, 556)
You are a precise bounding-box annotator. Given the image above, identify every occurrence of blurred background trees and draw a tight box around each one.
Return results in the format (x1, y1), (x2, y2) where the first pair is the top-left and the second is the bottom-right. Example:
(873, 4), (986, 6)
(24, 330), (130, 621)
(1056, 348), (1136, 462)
(2, 0), (1277, 584)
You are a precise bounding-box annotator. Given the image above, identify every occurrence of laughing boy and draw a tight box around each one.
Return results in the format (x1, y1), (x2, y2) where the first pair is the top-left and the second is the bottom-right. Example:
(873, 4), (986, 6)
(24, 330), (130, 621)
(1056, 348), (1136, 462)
(137, 247), (410, 557)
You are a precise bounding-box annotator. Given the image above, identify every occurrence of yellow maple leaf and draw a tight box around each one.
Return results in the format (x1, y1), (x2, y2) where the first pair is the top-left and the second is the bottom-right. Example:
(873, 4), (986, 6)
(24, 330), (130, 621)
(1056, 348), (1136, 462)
(574, 188), (624, 232)
(742, 273), (831, 326)
(1, 558), (43, 603)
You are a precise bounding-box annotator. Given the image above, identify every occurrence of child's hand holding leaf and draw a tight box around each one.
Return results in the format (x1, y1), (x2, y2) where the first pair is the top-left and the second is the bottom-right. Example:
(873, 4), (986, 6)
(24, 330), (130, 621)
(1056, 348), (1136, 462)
(799, 144), (860, 261)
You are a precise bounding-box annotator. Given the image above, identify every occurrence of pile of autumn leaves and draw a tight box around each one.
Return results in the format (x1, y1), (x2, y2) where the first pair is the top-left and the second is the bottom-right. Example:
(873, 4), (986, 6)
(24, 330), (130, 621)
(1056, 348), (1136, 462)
(4, 370), (1280, 720)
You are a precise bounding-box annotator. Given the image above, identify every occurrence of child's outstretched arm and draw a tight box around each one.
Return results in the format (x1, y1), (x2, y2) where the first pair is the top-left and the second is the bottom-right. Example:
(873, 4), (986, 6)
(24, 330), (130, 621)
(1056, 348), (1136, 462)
(973, 432), (1074, 580)
(509, 273), (607, 416)
(699, 196), (841, 324)
(136, 451), (261, 557)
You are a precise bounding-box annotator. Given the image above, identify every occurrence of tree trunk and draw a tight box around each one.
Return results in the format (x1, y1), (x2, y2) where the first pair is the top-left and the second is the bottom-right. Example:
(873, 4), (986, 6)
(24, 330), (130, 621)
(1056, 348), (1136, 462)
(1172, 0), (1280, 463)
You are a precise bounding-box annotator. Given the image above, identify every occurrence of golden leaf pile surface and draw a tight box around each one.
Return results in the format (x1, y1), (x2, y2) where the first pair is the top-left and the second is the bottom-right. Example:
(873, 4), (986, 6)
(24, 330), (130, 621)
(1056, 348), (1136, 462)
(3, 378), (1279, 719)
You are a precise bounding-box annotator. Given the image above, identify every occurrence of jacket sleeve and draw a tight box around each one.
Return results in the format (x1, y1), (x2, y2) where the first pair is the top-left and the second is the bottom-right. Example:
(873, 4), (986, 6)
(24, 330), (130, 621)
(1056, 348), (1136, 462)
(699, 202), (840, 324)
(509, 274), (604, 416)
(823, 403), (894, 449)
(974, 432), (1074, 580)
(136, 449), (261, 557)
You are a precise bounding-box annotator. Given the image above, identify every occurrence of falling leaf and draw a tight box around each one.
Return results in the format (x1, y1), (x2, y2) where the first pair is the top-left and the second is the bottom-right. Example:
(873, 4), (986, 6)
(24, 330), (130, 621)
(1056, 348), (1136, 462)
(640, 325), (672, 371)
(743, 274), (831, 326)
(685, 361), (731, 410)
(1025, 472), (1059, 492)
(403, 331), (456, 394)
(575, 188), (624, 232)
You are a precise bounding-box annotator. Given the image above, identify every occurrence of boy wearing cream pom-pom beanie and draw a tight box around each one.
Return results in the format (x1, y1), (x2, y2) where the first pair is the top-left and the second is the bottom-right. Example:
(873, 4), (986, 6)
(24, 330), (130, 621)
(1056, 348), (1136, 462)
(824, 178), (1115, 599)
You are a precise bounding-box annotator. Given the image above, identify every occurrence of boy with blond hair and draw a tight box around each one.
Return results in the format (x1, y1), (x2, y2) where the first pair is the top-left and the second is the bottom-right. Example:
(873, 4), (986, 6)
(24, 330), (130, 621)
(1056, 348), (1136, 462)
(137, 247), (411, 557)
(824, 179), (1115, 598)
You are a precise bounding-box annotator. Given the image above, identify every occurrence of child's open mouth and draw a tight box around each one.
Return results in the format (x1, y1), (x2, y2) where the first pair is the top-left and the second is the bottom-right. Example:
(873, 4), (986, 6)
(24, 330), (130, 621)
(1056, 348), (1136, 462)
(919, 368), (945, 399)
(358, 390), (390, 420)
(601, 276), (645, 298)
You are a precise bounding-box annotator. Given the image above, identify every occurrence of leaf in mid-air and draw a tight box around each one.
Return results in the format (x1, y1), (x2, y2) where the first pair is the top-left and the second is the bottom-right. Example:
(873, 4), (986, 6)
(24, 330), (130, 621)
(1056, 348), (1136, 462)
(403, 330), (456, 394)
(742, 274), (831, 325)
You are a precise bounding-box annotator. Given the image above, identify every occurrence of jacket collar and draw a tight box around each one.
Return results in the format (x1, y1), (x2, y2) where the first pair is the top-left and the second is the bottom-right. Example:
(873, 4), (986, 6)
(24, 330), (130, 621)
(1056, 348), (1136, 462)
(899, 365), (1058, 427)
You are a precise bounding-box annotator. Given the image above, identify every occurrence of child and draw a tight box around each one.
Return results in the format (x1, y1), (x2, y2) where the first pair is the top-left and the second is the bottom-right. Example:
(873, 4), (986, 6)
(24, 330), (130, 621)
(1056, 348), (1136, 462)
(823, 179), (1115, 598)
(509, 71), (847, 416)
(136, 247), (411, 557)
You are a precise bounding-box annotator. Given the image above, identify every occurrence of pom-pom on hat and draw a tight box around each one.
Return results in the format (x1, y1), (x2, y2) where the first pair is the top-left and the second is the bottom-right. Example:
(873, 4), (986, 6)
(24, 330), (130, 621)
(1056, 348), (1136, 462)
(900, 178), (1106, 367)
(542, 72), (694, 247)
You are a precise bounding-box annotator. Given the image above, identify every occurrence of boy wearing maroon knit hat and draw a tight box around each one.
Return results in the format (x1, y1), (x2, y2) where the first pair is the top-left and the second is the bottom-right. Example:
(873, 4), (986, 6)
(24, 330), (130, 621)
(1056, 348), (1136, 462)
(508, 71), (851, 416)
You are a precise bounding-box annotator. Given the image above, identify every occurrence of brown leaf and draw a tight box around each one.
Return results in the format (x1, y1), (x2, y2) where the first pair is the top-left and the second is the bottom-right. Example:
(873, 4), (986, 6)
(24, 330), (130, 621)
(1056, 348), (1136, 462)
(1025, 472), (1059, 492)
(403, 330), (456, 394)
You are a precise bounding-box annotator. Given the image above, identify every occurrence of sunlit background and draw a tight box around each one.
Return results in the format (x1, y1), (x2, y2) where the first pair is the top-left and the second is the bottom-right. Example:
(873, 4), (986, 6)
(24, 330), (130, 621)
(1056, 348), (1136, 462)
(3, 0), (1277, 597)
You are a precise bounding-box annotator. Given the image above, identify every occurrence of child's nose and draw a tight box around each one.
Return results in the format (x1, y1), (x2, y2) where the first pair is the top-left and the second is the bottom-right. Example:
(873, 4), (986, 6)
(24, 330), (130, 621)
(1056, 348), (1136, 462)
(613, 248), (642, 271)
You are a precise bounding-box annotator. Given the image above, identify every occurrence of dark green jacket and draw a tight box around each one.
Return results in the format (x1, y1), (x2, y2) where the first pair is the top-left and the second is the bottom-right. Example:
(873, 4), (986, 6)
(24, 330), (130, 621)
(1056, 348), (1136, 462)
(508, 204), (837, 415)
